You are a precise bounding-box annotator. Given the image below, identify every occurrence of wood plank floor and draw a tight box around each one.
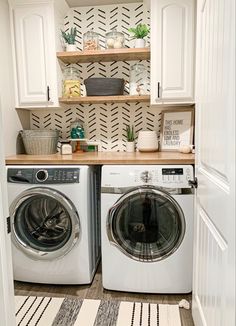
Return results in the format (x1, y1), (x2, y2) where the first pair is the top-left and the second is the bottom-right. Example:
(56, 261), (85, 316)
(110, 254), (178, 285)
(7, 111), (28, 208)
(14, 264), (194, 326)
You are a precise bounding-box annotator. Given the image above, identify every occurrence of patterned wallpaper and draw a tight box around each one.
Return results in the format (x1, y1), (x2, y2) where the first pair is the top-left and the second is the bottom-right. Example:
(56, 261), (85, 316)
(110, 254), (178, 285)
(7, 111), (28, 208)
(31, 2), (163, 152)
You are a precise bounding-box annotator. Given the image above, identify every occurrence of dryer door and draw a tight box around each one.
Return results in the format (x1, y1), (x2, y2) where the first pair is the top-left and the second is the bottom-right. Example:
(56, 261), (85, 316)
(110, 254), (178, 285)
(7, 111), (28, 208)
(107, 186), (185, 262)
(10, 187), (80, 260)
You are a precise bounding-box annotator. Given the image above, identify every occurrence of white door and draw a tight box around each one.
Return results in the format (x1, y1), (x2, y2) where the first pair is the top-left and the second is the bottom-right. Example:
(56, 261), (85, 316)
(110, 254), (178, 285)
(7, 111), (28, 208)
(12, 4), (53, 106)
(151, 0), (195, 104)
(0, 96), (15, 325)
(192, 0), (235, 326)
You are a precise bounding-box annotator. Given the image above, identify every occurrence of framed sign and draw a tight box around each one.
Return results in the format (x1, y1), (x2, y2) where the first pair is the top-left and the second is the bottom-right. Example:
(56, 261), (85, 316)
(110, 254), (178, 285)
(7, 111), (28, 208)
(160, 108), (194, 151)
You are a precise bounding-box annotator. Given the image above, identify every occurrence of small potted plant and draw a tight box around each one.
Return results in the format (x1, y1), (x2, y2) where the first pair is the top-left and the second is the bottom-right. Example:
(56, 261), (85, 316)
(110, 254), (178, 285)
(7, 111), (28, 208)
(61, 27), (77, 52)
(128, 23), (150, 48)
(125, 125), (135, 152)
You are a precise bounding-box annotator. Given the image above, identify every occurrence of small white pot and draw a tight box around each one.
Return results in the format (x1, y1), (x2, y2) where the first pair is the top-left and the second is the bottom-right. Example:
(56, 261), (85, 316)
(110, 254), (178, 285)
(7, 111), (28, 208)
(126, 141), (135, 152)
(134, 38), (146, 48)
(66, 44), (77, 52)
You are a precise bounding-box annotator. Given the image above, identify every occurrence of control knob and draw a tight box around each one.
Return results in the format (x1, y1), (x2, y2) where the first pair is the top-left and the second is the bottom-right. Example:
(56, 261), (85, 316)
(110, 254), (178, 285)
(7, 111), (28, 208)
(36, 169), (48, 182)
(140, 171), (152, 183)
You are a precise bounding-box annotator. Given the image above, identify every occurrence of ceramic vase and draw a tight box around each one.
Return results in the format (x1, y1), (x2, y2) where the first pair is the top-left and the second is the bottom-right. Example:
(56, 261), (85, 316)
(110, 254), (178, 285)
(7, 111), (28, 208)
(134, 38), (146, 48)
(126, 141), (135, 152)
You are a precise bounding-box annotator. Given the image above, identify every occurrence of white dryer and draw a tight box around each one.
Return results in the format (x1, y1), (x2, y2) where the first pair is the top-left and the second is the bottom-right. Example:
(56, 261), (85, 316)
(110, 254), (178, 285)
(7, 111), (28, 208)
(7, 165), (101, 284)
(101, 165), (194, 293)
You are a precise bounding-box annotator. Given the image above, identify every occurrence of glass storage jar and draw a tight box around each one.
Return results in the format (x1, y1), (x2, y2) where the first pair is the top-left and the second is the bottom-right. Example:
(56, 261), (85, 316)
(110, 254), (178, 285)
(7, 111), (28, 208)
(70, 119), (85, 139)
(83, 30), (99, 50)
(105, 29), (125, 49)
(62, 66), (81, 98)
(129, 63), (148, 95)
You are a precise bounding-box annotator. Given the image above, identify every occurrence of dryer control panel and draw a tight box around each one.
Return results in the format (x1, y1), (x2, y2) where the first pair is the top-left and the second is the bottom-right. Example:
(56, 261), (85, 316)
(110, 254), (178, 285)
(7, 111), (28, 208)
(7, 168), (80, 184)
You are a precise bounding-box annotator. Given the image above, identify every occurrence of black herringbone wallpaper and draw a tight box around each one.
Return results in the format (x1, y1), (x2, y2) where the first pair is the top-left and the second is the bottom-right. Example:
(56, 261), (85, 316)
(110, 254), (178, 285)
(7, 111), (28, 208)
(31, 3), (162, 151)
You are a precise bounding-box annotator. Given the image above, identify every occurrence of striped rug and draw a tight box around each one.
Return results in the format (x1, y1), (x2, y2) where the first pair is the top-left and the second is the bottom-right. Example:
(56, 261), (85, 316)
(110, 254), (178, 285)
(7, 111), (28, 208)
(15, 296), (181, 326)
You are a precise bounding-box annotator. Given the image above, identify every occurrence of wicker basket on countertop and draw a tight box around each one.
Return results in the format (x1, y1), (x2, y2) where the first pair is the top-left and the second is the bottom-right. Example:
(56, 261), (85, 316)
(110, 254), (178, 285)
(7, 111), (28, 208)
(20, 130), (59, 155)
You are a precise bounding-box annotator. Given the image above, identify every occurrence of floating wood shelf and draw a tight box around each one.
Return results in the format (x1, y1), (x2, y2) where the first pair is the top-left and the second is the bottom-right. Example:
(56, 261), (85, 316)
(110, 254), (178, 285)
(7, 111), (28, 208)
(59, 95), (150, 104)
(6, 152), (195, 165)
(57, 48), (150, 64)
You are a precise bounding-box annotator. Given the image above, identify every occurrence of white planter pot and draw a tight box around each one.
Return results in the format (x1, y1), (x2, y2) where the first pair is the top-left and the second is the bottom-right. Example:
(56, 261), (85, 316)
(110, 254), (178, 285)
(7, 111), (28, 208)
(137, 130), (159, 152)
(126, 141), (135, 152)
(66, 44), (77, 52)
(134, 39), (146, 48)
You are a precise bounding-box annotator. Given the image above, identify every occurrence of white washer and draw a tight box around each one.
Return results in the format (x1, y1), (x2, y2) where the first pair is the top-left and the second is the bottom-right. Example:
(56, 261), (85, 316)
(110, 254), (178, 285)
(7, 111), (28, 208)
(7, 165), (101, 285)
(101, 165), (194, 293)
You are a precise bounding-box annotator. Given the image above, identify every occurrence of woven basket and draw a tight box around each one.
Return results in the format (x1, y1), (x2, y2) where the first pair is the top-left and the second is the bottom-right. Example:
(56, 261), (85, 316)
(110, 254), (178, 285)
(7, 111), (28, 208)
(20, 130), (59, 155)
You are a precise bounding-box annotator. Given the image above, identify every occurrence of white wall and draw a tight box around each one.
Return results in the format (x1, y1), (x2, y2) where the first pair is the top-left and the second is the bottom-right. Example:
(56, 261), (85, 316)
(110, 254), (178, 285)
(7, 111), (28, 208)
(0, 98), (15, 326)
(0, 0), (22, 156)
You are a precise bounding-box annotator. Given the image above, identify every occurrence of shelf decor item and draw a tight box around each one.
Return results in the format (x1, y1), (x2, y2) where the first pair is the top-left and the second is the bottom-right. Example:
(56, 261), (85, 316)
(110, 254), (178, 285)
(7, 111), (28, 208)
(160, 108), (194, 151)
(125, 125), (135, 152)
(61, 27), (77, 52)
(20, 130), (59, 155)
(105, 29), (125, 49)
(69, 120), (86, 153)
(62, 66), (81, 98)
(70, 119), (85, 139)
(128, 24), (150, 48)
(84, 78), (124, 96)
(137, 130), (158, 152)
(83, 30), (100, 50)
(129, 63), (148, 95)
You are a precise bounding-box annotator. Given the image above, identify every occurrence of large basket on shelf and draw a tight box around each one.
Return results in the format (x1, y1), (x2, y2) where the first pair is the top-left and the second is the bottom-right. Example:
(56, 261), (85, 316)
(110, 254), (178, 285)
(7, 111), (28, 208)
(20, 130), (59, 155)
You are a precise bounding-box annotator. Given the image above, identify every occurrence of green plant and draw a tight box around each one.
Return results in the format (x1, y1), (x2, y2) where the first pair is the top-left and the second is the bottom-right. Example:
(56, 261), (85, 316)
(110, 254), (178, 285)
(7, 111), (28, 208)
(128, 24), (150, 39)
(61, 27), (77, 44)
(126, 125), (135, 142)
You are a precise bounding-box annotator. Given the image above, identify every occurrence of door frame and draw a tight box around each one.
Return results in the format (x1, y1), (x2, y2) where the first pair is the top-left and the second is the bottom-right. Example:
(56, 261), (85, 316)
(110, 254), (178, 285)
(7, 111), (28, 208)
(0, 95), (15, 325)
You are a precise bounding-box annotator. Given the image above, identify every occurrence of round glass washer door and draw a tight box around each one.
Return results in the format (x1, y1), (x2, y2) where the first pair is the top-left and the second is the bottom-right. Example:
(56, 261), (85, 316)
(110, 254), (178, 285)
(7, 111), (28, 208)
(10, 187), (80, 260)
(107, 186), (185, 262)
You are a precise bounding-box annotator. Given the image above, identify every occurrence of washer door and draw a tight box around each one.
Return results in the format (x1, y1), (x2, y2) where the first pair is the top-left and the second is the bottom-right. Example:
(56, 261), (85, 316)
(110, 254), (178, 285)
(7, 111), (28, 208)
(107, 186), (185, 262)
(10, 187), (80, 260)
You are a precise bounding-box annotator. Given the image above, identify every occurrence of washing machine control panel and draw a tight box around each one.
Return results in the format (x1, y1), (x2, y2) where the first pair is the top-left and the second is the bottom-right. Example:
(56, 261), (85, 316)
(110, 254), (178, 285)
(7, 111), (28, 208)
(7, 168), (80, 184)
(132, 166), (193, 188)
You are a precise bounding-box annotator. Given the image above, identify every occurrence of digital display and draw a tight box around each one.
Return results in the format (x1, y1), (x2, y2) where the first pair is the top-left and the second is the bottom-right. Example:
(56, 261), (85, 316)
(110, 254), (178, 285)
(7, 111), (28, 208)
(162, 168), (183, 175)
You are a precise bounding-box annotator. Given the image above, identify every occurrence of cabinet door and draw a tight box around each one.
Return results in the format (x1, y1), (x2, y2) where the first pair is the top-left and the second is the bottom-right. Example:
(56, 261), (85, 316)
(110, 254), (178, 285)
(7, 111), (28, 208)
(151, 0), (195, 104)
(13, 4), (53, 106)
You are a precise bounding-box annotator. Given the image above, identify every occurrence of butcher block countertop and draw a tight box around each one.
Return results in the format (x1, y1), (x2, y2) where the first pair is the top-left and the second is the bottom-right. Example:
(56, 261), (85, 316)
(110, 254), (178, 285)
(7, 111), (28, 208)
(5, 152), (195, 165)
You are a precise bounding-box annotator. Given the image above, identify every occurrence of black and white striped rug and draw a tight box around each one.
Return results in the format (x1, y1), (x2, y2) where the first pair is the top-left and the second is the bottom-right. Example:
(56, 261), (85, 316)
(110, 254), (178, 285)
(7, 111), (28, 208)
(15, 296), (181, 326)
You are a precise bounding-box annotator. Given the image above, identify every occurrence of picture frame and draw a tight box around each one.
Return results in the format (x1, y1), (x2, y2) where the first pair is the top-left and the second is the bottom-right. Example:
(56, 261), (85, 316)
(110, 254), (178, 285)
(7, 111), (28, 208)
(160, 108), (194, 151)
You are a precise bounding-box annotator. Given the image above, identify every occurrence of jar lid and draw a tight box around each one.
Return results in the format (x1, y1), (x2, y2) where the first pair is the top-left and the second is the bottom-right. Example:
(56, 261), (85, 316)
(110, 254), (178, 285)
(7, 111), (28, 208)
(84, 29), (99, 37)
(105, 29), (124, 38)
(63, 66), (80, 79)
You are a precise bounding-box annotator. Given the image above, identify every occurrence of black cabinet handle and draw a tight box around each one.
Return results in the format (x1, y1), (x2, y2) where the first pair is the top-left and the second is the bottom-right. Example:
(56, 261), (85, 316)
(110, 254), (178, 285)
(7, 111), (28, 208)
(157, 82), (160, 98)
(47, 86), (50, 101)
(6, 216), (11, 234)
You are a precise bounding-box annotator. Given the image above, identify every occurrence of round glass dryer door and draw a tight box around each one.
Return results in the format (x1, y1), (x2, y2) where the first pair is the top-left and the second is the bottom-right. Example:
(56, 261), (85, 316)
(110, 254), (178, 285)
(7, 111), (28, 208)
(10, 187), (80, 260)
(107, 186), (185, 262)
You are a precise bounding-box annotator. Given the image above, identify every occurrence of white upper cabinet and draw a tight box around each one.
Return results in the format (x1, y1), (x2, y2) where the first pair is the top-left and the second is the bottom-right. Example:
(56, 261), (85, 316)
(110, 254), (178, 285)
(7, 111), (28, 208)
(151, 0), (195, 105)
(9, 0), (68, 108)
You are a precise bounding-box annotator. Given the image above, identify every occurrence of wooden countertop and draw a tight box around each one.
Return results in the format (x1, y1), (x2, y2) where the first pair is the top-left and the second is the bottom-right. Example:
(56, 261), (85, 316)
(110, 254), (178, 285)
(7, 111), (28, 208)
(5, 152), (195, 165)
